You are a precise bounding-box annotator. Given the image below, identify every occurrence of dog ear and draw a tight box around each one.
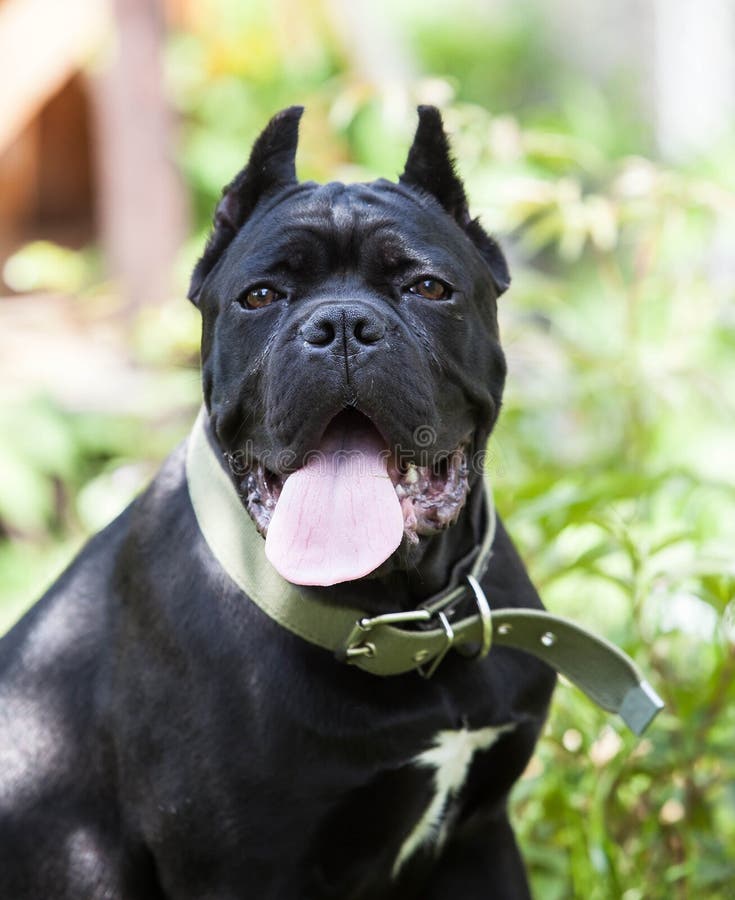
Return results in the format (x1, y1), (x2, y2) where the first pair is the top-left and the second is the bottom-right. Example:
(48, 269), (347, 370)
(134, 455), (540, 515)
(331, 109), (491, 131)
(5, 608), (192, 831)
(188, 106), (304, 304)
(400, 106), (510, 295)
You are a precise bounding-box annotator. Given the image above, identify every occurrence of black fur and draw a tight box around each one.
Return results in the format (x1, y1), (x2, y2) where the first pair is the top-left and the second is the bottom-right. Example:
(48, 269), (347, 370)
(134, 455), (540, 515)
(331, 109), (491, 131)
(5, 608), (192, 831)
(0, 107), (554, 899)
(188, 106), (304, 304)
(400, 106), (510, 294)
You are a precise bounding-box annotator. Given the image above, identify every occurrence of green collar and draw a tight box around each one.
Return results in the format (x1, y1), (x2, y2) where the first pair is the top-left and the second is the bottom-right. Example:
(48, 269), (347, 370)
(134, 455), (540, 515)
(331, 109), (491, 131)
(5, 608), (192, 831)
(185, 408), (663, 735)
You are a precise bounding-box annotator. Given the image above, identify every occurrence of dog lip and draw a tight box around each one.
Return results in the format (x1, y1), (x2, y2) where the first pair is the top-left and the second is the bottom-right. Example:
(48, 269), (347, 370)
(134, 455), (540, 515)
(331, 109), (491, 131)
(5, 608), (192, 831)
(387, 439), (471, 541)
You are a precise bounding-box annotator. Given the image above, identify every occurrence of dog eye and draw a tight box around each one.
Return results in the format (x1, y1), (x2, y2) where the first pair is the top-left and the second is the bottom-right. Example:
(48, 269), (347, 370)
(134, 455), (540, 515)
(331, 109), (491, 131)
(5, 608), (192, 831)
(238, 285), (282, 309)
(406, 278), (452, 301)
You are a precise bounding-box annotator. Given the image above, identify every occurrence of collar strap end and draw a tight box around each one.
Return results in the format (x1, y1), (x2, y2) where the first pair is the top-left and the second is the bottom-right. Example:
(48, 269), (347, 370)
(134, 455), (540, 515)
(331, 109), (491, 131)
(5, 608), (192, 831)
(620, 680), (665, 735)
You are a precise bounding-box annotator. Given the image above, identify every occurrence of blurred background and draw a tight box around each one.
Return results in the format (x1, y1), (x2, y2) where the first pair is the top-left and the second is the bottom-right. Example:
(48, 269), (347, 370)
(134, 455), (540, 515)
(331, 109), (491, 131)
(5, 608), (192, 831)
(1, 0), (734, 895)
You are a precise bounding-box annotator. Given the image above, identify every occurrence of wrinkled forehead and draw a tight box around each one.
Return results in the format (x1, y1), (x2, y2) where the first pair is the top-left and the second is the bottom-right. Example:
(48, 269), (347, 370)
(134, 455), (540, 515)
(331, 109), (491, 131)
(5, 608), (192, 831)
(258, 179), (423, 226)
(240, 179), (470, 267)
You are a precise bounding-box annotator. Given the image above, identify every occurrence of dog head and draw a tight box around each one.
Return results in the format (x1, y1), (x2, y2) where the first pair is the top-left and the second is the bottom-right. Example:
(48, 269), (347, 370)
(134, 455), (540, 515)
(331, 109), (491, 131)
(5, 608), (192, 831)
(189, 106), (509, 586)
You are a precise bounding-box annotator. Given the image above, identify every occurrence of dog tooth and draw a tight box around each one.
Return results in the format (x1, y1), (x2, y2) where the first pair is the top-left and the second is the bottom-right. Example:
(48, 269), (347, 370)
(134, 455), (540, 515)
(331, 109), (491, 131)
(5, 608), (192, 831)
(405, 464), (419, 484)
(401, 497), (418, 530)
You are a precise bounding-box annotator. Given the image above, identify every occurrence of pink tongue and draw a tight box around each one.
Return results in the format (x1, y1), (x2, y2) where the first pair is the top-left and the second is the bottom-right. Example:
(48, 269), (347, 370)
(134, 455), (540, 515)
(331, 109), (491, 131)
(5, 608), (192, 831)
(265, 416), (404, 586)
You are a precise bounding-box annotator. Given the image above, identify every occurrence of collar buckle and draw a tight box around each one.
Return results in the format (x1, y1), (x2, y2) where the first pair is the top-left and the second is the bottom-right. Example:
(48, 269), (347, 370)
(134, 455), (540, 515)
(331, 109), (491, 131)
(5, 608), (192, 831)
(342, 609), (433, 663)
(340, 576), (493, 676)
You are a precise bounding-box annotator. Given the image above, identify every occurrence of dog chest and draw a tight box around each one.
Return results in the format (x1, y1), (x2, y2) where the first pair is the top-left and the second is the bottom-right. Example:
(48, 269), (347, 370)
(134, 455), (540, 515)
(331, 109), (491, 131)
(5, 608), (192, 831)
(391, 723), (516, 876)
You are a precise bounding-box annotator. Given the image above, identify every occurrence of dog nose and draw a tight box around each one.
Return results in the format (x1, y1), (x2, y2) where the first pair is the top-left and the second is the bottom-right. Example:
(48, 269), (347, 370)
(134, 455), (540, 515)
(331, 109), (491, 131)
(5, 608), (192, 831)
(301, 305), (386, 349)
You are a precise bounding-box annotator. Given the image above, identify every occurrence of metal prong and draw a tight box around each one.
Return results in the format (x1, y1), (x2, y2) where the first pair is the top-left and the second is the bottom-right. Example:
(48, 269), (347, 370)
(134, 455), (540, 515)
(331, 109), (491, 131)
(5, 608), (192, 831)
(417, 612), (455, 679)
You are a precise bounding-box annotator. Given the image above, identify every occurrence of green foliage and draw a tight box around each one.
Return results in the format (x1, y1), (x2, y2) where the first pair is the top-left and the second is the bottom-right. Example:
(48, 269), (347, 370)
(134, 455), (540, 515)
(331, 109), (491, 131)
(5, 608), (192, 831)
(1, 4), (733, 895)
(0, 395), (195, 632)
(2, 241), (102, 295)
(456, 103), (735, 897)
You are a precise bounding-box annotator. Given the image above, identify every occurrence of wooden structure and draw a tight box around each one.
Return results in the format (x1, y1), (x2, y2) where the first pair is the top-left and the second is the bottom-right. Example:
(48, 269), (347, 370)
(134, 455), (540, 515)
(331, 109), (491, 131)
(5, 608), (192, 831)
(0, 0), (186, 308)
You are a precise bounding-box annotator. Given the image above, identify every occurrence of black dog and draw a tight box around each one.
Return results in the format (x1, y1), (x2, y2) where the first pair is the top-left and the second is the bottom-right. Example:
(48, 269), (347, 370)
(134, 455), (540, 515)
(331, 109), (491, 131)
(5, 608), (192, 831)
(0, 107), (556, 899)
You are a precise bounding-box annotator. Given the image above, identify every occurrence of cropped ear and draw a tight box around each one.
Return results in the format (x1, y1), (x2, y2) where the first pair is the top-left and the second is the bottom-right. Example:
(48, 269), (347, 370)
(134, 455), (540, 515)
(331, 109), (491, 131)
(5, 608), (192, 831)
(400, 106), (469, 223)
(399, 106), (510, 295)
(188, 105), (304, 304)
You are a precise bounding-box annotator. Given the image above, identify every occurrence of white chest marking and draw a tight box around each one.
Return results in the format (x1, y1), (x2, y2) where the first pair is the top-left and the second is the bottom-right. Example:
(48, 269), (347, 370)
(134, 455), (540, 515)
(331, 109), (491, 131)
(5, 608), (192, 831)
(392, 723), (516, 877)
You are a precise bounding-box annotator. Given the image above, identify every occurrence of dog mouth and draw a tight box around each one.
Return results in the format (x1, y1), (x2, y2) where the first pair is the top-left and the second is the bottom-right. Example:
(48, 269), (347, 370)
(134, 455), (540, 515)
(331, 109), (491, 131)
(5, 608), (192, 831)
(235, 410), (471, 585)
(388, 446), (470, 541)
